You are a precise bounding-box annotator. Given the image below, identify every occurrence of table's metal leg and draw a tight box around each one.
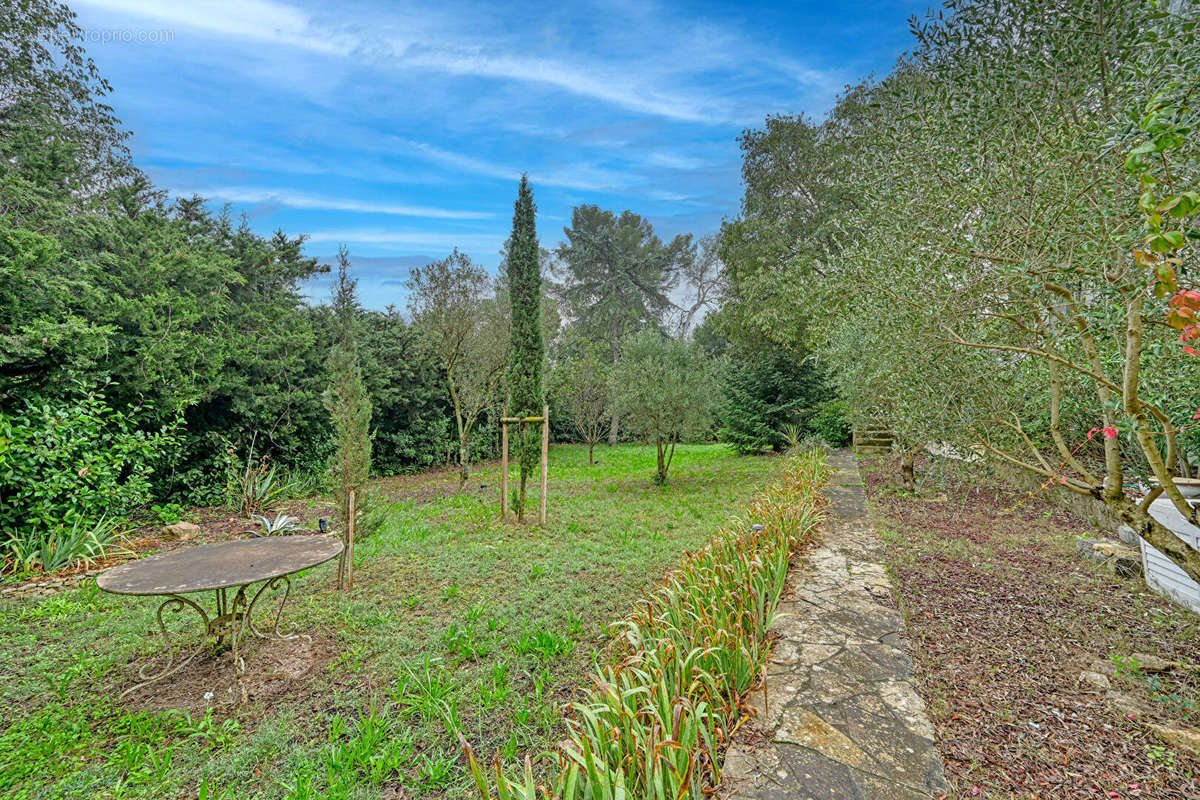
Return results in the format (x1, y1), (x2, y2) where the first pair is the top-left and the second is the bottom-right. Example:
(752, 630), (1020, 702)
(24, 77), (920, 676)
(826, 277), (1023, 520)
(119, 594), (210, 700)
(123, 578), (310, 704)
(244, 576), (308, 642)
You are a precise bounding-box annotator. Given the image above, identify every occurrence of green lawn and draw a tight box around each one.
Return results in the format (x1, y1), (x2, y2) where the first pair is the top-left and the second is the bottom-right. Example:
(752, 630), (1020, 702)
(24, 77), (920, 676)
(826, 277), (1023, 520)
(0, 444), (781, 799)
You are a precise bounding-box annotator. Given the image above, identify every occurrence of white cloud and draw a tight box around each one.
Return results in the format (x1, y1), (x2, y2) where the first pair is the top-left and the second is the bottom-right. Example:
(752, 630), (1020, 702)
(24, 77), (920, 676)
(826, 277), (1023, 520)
(397, 140), (627, 192)
(645, 151), (709, 170)
(182, 185), (492, 219)
(76, 0), (841, 125)
(400, 47), (719, 122)
(306, 228), (502, 251)
(74, 0), (353, 54)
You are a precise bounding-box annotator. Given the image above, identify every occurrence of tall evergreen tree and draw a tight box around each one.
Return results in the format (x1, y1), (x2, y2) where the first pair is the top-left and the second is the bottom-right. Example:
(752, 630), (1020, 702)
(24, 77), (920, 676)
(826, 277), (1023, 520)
(323, 246), (371, 581)
(553, 206), (689, 444)
(506, 176), (544, 520)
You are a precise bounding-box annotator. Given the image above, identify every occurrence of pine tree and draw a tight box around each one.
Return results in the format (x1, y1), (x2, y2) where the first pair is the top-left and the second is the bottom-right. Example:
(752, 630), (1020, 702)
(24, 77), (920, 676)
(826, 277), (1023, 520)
(323, 246), (372, 581)
(506, 176), (544, 519)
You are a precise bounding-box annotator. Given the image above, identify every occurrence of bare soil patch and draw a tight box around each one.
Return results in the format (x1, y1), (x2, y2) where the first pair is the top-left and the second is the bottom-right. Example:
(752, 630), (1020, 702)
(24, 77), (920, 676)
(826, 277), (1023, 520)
(118, 633), (337, 716)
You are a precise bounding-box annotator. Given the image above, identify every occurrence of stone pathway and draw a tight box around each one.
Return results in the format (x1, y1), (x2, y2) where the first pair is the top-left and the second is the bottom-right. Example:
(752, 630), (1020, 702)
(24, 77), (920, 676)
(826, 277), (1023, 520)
(719, 450), (948, 799)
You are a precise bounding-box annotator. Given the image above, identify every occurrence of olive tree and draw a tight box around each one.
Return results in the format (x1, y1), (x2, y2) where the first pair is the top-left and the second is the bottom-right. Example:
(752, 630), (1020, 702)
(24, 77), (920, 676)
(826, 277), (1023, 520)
(721, 0), (1200, 583)
(610, 330), (718, 484)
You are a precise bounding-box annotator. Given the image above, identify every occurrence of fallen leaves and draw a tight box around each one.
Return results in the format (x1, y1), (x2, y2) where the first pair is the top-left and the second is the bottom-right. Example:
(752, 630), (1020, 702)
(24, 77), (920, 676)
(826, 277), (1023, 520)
(862, 456), (1200, 798)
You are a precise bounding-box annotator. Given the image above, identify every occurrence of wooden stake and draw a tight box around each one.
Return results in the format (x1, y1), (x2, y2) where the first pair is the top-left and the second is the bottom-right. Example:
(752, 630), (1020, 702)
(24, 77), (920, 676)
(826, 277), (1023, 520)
(500, 421), (509, 518)
(346, 488), (356, 589)
(540, 404), (549, 525)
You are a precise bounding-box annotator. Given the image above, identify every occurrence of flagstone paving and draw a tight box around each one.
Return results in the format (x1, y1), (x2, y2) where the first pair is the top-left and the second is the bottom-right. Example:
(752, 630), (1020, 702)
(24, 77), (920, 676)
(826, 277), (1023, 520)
(718, 450), (948, 799)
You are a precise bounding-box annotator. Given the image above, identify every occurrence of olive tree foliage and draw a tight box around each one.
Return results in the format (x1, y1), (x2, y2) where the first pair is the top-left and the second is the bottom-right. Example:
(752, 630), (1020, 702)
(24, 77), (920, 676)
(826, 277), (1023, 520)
(610, 330), (719, 485)
(406, 250), (509, 489)
(724, 0), (1200, 581)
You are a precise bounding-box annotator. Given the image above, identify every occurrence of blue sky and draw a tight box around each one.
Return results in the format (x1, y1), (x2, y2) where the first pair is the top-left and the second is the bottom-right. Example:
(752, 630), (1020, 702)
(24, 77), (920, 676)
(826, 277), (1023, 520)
(70, 0), (925, 308)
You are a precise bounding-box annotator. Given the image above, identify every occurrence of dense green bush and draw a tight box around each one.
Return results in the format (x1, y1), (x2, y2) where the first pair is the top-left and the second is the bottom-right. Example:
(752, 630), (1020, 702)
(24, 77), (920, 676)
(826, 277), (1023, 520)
(809, 399), (851, 447)
(0, 389), (168, 567)
(358, 308), (453, 474)
(717, 349), (828, 453)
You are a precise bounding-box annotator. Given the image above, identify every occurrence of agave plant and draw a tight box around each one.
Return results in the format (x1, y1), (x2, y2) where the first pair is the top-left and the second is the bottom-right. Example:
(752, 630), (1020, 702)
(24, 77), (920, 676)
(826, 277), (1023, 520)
(225, 442), (314, 517)
(244, 513), (303, 537)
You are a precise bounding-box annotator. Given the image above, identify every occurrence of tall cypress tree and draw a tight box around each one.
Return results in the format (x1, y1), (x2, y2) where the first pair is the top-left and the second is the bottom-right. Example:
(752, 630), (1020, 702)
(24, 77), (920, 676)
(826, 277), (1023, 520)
(324, 246), (372, 578)
(506, 176), (544, 520)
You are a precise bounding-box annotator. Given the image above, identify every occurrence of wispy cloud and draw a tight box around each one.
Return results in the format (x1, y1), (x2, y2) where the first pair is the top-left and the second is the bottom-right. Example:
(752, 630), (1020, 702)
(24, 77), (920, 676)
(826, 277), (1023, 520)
(398, 140), (627, 192)
(179, 185), (492, 219)
(75, 0), (842, 125)
(645, 151), (709, 171)
(305, 228), (502, 251)
(399, 47), (719, 122)
(74, 0), (351, 54)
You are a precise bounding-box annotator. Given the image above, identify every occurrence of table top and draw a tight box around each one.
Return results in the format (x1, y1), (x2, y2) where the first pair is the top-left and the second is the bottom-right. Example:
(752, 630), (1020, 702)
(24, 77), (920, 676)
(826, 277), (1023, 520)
(97, 535), (344, 596)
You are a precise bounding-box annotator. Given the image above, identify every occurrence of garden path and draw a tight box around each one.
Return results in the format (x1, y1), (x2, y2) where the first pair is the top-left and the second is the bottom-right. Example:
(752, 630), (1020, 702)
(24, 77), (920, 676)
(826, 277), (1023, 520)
(718, 450), (948, 799)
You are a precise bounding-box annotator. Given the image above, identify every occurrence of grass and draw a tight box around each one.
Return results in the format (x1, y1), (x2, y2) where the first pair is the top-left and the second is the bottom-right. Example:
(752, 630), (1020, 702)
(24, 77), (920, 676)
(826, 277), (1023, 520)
(0, 444), (782, 799)
(465, 449), (828, 799)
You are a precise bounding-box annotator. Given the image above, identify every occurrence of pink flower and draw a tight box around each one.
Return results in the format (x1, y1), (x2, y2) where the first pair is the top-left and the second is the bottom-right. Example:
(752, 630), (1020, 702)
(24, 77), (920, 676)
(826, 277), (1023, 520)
(1102, 427), (1118, 440)
(1087, 427), (1098, 440)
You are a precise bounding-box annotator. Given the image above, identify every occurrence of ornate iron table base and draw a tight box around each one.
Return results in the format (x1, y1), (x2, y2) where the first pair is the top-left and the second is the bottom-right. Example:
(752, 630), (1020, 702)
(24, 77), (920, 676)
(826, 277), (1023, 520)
(123, 575), (309, 703)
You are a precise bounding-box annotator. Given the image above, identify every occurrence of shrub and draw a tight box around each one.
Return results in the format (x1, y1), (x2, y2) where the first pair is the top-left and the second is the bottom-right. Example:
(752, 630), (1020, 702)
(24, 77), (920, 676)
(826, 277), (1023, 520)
(809, 399), (851, 447)
(718, 349), (827, 454)
(0, 390), (166, 570)
(463, 449), (828, 798)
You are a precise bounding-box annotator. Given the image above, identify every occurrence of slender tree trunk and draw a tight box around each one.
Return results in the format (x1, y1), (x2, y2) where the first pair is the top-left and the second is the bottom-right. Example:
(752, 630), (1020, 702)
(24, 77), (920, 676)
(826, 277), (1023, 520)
(609, 321), (620, 446)
(655, 435), (667, 485)
(588, 441), (595, 465)
(901, 446), (918, 490)
(458, 437), (470, 490)
(518, 451), (528, 522)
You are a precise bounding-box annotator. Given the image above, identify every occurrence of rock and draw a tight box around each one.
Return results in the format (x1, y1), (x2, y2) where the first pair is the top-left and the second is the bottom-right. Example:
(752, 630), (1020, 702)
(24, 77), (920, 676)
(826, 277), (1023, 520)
(1148, 723), (1200, 758)
(1131, 652), (1178, 673)
(1081, 540), (1143, 579)
(1106, 690), (1146, 718)
(1092, 541), (1133, 558)
(1079, 670), (1110, 690)
(161, 521), (202, 541)
(1088, 658), (1117, 677)
(1118, 525), (1139, 546)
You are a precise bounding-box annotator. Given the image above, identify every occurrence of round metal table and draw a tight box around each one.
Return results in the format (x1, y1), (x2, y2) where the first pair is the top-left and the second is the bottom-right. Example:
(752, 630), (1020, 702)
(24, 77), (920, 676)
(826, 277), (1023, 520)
(98, 535), (343, 702)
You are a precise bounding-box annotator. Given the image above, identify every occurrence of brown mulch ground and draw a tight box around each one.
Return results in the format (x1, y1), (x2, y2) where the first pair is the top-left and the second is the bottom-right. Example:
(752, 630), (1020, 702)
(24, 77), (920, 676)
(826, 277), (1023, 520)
(861, 455), (1200, 799)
